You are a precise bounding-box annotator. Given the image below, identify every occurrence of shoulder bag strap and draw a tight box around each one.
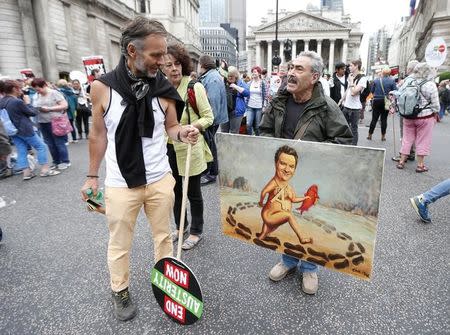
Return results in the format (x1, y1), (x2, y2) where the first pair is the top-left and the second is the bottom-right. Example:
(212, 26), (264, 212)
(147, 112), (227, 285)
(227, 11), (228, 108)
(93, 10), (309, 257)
(379, 78), (386, 95)
(294, 117), (315, 140)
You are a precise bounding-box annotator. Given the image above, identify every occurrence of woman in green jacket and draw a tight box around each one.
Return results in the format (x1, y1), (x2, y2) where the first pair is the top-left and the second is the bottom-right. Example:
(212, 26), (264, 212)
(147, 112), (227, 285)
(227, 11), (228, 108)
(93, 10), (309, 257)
(163, 43), (214, 250)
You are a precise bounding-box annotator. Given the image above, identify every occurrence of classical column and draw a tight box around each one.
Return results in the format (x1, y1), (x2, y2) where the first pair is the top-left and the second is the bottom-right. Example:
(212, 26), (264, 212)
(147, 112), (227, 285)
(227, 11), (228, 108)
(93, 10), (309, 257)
(255, 42), (261, 67)
(304, 39), (310, 52)
(317, 39), (322, 58)
(328, 39), (335, 74)
(342, 39), (348, 64)
(32, 0), (58, 81)
(280, 40), (285, 64)
(247, 48), (252, 74)
(18, 0), (43, 75)
(87, 13), (99, 54)
(292, 39), (297, 59)
(267, 41), (272, 74)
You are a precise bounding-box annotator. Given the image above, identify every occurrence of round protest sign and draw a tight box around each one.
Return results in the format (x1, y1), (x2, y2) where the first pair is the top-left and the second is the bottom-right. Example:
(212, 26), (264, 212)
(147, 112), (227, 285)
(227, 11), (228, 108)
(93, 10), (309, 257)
(151, 256), (203, 325)
(425, 37), (447, 67)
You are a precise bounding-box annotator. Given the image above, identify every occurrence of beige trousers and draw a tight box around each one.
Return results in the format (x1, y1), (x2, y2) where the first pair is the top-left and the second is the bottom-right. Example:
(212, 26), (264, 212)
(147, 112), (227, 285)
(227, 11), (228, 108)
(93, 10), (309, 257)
(105, 173), (175, 292)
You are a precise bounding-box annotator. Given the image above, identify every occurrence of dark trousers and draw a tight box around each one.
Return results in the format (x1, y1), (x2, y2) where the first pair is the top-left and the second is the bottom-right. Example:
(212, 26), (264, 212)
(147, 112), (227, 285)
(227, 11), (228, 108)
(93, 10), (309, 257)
(204, 124), (219, 177)
(39, 123), (70, 165)
(76, 105), (90, 138)
(69, 119), (77, 141)
(167, 144), (204, 235)
(342, 107), (359, 145)
(369, 99), (389, 135)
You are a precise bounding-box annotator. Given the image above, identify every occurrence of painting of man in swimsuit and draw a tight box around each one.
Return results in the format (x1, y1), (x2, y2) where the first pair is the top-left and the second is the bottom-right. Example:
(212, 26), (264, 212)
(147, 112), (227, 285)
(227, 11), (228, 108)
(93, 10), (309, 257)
(257, 145), (314, 245)
(217, 133), (385, 281)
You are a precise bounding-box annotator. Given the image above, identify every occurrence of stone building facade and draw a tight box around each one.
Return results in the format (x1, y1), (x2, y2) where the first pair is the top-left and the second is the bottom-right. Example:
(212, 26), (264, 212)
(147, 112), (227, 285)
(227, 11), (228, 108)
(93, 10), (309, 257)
(388, 0), (450, 75)
(0, 0), (202, 81)
(246, 10), (363, 75)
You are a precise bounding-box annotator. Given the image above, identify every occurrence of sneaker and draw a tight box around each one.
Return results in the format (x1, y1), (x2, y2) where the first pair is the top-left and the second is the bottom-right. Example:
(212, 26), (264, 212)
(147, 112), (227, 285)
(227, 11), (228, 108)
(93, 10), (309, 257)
(302, 272), (318, 295)
(57, 162), (71, 170)
(111, 288), (137, 321)
(49, 164), (57, 170)
(269, 262), (295, 281)
(409, 195), (431, 223)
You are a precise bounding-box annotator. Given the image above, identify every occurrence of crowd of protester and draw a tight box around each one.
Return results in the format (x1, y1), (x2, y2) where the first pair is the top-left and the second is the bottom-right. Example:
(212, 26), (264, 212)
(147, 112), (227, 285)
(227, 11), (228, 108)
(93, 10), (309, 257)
(1, 16), (449, 322)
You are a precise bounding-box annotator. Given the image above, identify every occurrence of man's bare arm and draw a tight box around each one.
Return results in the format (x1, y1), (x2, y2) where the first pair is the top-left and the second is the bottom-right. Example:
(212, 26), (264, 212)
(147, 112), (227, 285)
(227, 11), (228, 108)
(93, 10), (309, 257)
(80, 80), (108, 199)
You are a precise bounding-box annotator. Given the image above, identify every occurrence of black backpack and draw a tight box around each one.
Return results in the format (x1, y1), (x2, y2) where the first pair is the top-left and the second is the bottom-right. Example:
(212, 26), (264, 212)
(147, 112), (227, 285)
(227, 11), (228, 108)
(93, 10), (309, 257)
(355, 74), (370, 104)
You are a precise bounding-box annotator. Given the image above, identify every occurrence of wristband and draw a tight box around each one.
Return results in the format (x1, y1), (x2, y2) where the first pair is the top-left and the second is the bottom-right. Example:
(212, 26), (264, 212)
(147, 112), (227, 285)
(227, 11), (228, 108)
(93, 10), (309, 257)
(86, 175), (99, 178)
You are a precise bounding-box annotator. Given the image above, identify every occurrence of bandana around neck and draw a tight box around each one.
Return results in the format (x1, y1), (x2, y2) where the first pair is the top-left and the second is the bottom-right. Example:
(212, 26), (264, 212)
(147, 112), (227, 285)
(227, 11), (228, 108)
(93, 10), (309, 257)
(98, 56), (184, 188)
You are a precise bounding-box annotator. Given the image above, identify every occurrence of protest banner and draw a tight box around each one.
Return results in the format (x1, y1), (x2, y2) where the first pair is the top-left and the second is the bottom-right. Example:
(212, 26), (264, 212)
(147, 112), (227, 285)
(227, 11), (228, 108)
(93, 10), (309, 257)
(217, 133), (385, 281)
(82, 56), (106, 82)
(151, 144), (203, 324)
(19, 68), (35, 79)
(151, 257), (203, 325)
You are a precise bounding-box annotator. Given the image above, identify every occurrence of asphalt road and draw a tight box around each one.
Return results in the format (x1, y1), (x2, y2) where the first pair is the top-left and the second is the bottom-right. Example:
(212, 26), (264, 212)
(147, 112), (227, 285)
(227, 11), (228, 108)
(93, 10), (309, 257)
(1, 114), (449, 335)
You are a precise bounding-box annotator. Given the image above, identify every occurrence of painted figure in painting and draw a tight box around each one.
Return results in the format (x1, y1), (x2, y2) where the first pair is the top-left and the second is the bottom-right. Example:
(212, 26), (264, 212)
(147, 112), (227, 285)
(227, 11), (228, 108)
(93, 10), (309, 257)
(258, 145), (313, 244)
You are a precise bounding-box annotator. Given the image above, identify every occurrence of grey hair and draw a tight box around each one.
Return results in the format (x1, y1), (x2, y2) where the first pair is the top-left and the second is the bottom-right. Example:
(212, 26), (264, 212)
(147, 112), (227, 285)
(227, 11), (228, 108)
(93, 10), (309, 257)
(120, 16), (167, 56)
(414, 62), (435, 80)
(406, 60), (419, 75)
(227, 66), (240, 80)
(298, 51), (324, 75)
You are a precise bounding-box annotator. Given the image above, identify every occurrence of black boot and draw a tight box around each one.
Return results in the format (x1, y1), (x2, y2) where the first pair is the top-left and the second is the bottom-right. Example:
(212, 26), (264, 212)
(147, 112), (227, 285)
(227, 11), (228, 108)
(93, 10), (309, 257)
(111, 288), (137, 321)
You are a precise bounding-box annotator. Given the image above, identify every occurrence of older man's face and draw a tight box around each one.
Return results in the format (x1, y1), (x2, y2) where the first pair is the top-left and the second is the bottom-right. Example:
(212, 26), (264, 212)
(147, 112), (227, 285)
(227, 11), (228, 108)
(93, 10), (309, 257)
(286, 56), (319, 95)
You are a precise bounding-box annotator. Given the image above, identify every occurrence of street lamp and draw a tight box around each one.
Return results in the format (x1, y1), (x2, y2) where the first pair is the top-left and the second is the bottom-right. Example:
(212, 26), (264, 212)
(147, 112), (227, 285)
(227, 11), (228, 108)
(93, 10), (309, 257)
(272, 0), (281, 67)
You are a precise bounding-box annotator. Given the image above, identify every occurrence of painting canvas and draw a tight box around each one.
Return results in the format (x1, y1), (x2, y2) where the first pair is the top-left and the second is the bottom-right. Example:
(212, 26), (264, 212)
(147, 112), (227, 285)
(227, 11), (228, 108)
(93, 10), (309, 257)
(217, 133), (385, 281)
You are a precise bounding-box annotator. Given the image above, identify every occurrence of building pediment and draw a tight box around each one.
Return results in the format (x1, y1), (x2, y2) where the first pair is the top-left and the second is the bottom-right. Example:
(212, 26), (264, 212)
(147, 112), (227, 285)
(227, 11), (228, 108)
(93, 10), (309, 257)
(255, 10), (350, 33)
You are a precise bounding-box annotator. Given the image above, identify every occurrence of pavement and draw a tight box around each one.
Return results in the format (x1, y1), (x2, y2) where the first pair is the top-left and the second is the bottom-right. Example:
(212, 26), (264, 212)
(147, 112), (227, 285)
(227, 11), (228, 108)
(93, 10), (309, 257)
(0, 114), (449, 335)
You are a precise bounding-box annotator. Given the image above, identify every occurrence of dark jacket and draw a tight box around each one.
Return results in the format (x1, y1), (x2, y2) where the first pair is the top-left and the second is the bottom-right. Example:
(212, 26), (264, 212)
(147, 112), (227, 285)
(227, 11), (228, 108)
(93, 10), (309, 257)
(259, 83), (353, 144)
(371, 76), (397, 100)
(330, 72), (348, 103)
(0, 96), (37, 137)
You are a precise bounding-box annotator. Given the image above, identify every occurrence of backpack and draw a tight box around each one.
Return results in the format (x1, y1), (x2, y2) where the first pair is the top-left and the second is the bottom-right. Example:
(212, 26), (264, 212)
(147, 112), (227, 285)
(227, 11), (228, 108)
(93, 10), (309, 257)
(397, 79), (430, 119)
(185, 80), (213, 150)
(355, 74), (370, 104)
(0, 101), (18, 137)
(186, 80), (199, 115)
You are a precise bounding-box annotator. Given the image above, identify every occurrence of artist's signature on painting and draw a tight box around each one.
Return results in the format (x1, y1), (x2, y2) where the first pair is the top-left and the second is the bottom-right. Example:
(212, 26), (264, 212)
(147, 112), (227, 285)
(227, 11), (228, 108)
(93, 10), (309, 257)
(352, 268), (370, 278)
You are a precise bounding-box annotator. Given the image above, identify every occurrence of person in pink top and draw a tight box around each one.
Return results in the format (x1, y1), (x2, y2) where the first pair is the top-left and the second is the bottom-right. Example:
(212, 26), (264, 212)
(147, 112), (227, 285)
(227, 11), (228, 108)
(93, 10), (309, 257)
(396, 63), (440, 173)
